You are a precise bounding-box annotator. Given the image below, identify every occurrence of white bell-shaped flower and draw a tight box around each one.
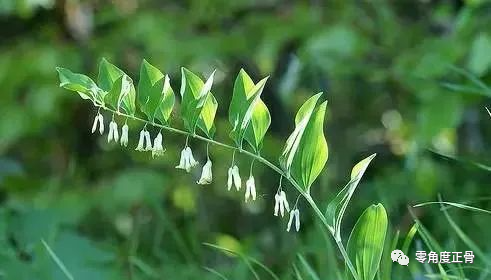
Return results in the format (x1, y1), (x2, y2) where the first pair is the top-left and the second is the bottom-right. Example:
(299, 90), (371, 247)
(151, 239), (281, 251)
(287, 209), (300, 232)
(245, 175), (256, 202)
(91, 113), (104, 134)
(227, 165), (241, 191)
(152, 132), (165, 158)
(175, 146), (199, 172)
(232, 165), (241, 190)
(279, 191), (289, 217)
(144, 131), (152, 151)
(120, 123), (129, 147)
(227, 167), (233, 191)
(107, 120), (119, 143)
(176, 148), (187, 169)
(274, 193), (281, 216)
(197, 158), (213, 185)
(98, 113), (104, 134)
(135, 129), (146, 151)
(91, 114), (99, 134)
(186, 147), (199, 167)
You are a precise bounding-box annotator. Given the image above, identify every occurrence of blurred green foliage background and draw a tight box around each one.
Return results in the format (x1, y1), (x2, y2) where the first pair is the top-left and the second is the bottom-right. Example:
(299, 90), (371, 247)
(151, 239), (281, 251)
(1, 0), (491, 279)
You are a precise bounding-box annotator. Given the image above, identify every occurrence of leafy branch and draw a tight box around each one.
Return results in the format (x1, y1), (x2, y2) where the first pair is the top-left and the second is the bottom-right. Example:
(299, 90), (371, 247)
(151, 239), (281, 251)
(57, 58), (387, 280)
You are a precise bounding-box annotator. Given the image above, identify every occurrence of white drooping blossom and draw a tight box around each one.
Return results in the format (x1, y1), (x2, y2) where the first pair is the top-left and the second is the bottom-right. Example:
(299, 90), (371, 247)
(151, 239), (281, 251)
(152, 132), (165, 158)
(245, 175), (256, 202)
(287, 208), (300, 232)
(120, 123), (129, 147)
(135, 129), (146, 151)
(107, 120), (119, 143)
(175, 146), (199, 172)
(91, 112), (104, 134)
(227, 165), (242, 191)
(274, 190), (290, 217)
(197, 158), (213, 185)
(144, 130), (152, 151)
(135, 128), (153, 152)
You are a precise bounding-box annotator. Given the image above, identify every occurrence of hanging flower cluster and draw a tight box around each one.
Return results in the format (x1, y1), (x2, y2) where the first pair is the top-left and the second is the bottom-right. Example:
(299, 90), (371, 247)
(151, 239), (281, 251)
(56, 59), (334, 234)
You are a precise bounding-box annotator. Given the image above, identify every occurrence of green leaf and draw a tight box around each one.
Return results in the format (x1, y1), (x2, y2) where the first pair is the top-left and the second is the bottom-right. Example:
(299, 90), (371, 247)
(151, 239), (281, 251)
(346, 204), (388, 280)
(138, 59), (165, 118)
(103, 75), (124, 110)
(196, 92), (218, 138)
(325, 154), (376, 238)
(120, 75), (137, 116)
(244, 99), (271, 152)
(179, 67), (216, 135)
(103, 74), (136, 115)
(97, 58), (124, 92)
(279, 93), (328, 190)
(56, 67), (102, 102)
(153, 75), (175, 124)
(228, 69), (269, 150)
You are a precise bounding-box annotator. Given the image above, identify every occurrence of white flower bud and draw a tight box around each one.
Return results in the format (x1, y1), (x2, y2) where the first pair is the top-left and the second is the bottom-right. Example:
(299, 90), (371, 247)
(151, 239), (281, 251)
(98, 114), (104, 135)
(287, 208), (300, 232)
(91, 114), (99, 134)
(135, 129), (145, 151)
(232, 165), (241, 191)
(274, 193), (280, 216)
(144, 131), (152, 151)
(152, 132), (165, 158)
(227, 167), (233, 191)
(120, 124), (129, 147)
(197, 159), (213, 185)
(245, 175), (256, 202)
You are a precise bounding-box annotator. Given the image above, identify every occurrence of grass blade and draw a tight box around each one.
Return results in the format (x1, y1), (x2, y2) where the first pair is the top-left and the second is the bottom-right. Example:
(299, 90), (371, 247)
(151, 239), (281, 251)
(41, 239), (75, 280)
(414, 201), (491, 216)
(203, 242), (279, 280)
(297, 254), (320, 280)
(203, 266), (229, 280)
(401, 223), (418, 255)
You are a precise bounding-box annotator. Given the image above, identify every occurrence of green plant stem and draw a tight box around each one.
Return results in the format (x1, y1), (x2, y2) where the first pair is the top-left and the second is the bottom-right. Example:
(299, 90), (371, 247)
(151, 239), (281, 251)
(97, 104), (360, 280)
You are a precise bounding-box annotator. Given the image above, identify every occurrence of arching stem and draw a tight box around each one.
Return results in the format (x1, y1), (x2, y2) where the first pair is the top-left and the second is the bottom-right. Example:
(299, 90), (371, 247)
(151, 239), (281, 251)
(95, 103), (360, 280)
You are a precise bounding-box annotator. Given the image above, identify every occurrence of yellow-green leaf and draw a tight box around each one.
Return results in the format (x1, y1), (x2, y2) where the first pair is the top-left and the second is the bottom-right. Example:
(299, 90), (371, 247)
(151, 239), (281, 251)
(180, 67), (216, 135)
(347, 204), (388, 280)
(228, 69), (270, 150)
(325, 154), (376, 238)
(138, 59), (165, 118)
(279, 93), (328, 190)
(153, 75), (175, 124)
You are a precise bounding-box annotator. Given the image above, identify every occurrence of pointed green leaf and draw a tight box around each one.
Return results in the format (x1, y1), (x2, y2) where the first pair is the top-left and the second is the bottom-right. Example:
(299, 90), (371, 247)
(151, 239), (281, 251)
(346, 204), (388, 280)
(279, 93), (328, 190)
(279, 93), (322, 174)
(120, 75), (136, 115)
(197, 92), (218, 138)
(244, 99), (271, 152)
(153, 75), (175, 124)
(325, 154), (376, 238)
(103, 75), (125, 110)
(97, 58), (124, 92)
(56, 67), (102, 102)
(180, 68), (216, 134)
(228, 69), (269, 150)
(138, 59), (165, 117)
(103, 74), (136, 115)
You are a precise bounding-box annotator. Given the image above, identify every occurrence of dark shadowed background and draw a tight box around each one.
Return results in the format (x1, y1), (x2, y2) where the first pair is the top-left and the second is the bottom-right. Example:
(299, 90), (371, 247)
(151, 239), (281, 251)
(1, 1), (491, 279)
